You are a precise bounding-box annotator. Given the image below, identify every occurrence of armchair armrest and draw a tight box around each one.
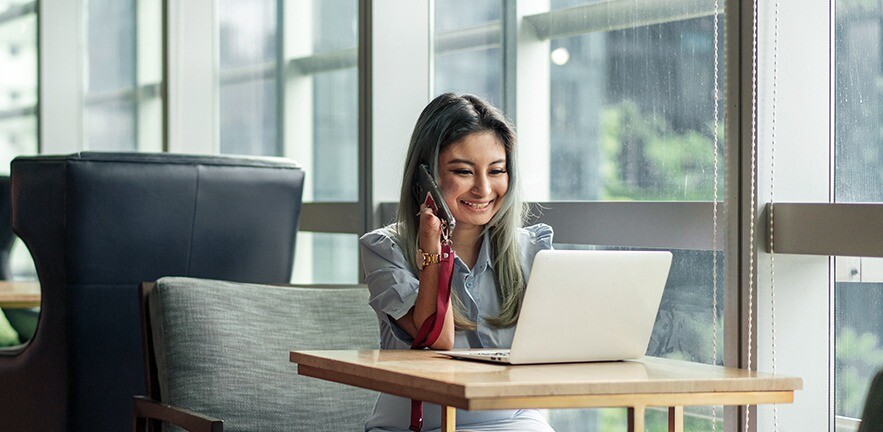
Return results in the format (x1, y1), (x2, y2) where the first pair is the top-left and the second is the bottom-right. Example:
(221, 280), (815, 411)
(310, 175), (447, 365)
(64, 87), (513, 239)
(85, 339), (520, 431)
(132, 395), (223, 432)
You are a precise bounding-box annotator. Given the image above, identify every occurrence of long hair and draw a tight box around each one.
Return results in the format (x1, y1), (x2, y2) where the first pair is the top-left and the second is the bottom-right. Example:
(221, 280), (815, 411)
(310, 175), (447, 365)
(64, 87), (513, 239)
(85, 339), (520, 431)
(393, 93), (528, 329)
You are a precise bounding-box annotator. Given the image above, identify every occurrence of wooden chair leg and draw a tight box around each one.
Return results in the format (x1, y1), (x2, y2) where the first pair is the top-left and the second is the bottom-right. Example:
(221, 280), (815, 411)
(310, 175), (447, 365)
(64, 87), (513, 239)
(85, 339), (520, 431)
(668, 406), (684, 432)
(628, 405), (645, 432)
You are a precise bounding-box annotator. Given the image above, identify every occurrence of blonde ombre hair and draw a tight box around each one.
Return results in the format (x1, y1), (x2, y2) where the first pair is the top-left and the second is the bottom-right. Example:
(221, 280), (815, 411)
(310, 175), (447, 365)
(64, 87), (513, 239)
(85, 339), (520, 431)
(393, 93), (528, 329)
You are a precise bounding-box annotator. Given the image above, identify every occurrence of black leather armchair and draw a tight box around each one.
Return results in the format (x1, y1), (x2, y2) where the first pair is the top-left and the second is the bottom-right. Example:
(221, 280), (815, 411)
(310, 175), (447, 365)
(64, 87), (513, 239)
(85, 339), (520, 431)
(859, 368), (883, 432)
(0, 176), (14, 279)
(0, 152), (305, 432)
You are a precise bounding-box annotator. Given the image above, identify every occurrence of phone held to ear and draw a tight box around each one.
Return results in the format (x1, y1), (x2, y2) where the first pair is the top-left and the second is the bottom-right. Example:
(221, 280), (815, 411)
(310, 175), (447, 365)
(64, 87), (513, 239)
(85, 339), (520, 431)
(415, 164), (456, 232)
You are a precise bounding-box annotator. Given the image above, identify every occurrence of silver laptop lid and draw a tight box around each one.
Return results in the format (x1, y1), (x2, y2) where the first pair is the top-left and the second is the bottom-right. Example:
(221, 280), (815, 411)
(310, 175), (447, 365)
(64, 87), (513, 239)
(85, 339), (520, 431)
(508, 250), (672, 364)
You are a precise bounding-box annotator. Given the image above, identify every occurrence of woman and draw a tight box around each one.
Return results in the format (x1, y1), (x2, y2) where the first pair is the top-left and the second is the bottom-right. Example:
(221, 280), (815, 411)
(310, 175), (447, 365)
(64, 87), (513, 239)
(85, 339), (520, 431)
(360, 93), (555, 432)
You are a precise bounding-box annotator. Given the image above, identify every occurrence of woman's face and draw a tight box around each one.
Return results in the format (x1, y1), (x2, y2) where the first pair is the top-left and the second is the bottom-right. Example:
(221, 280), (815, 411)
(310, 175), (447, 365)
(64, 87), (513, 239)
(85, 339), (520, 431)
(437, 131), (509, 231)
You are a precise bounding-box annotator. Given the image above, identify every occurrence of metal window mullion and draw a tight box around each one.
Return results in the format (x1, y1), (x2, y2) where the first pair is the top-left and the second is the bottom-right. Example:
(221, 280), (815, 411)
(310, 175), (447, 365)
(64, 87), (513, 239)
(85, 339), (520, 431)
(300, 202), (364, 234)
(0, 1), (36, 26)
(763, 203), (883, 257)
(84, 84), (161, 106)
(502, 0), (517, 120)
(218, 62), (275, 85)
(359, 0), (373, 235)
(434, 21), (501, 54)
(132, 0), (140, 150)
(288, 48), (357, 75)
(380, 201), (721, 250)
(524, 0), (719, 40)
(275, 0), (284, 157)
(0, 106), (38, 121)
(286, 21), (501, 77)
(731, 0), (755, 429)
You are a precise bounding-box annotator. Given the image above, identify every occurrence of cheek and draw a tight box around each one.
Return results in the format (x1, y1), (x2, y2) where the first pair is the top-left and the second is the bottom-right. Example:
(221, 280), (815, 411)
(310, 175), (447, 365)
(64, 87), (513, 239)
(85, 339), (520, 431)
(439, 178), (462, 206)
(495, 176), (510, 197)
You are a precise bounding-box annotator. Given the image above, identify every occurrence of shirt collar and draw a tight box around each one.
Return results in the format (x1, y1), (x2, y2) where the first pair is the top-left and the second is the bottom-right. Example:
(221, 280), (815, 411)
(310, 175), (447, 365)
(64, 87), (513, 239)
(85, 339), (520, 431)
(473, 230), (493, 274)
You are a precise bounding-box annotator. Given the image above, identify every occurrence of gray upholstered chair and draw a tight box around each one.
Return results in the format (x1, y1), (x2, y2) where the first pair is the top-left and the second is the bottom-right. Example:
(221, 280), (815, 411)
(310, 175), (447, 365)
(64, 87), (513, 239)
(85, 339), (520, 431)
(134, 277), (380, 432)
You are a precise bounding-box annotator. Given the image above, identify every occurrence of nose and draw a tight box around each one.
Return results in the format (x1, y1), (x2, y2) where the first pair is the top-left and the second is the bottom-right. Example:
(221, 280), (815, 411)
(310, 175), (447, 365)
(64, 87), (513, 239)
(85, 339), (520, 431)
(472, 173), (491, 196)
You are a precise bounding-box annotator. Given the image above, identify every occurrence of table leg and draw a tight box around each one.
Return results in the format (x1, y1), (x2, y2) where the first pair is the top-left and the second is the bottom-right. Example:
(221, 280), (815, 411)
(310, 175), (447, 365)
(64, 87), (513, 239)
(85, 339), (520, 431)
(441, 405), (456, 432)
(668, 406), (684, 432)
(628, 405), (645, 432)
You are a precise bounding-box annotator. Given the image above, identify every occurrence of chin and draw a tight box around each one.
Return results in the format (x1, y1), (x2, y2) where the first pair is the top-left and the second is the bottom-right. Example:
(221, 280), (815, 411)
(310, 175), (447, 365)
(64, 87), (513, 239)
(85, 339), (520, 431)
(457, 211), (497, 228)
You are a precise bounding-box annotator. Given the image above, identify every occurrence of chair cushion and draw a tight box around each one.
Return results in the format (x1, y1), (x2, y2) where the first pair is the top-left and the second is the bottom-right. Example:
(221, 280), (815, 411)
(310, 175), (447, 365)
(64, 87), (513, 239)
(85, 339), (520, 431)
(150, 277), (380, 432)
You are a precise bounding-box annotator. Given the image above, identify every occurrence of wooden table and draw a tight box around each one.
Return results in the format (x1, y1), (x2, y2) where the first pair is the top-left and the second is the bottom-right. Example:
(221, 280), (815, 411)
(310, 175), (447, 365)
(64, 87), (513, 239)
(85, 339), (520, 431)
(0, 281), (41, 309)
(291, 350), (801, 432)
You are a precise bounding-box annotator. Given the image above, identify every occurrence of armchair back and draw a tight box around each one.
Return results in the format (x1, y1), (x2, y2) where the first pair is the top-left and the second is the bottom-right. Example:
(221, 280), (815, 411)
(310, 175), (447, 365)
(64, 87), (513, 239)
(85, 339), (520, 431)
(0, 152), (304, 431)
(142, 277), (379, 432)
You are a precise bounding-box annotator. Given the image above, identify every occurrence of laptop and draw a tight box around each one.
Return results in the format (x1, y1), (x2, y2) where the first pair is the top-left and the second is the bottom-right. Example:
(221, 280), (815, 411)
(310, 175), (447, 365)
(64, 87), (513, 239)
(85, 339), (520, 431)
(440, 249), (672, 365)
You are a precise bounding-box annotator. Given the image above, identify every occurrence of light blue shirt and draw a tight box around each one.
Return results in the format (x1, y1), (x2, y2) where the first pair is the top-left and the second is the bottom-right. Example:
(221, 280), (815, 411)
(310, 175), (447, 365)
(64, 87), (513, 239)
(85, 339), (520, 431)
(359, 223), (553, 431)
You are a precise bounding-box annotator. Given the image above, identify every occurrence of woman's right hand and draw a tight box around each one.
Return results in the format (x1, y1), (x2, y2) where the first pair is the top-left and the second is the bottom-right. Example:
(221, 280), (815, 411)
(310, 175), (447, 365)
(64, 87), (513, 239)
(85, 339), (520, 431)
(416, 203), (443, 254)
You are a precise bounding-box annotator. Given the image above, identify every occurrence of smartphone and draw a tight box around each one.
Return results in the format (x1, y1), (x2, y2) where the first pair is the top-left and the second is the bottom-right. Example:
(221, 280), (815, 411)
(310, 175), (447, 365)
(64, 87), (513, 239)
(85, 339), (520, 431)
(415, 164), (456, 231)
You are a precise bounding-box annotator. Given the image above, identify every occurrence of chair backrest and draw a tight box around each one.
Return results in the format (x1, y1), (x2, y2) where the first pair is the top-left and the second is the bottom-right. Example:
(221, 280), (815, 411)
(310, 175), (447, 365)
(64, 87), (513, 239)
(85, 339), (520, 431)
(0, 176), (14, 279)
(144, 277), (380, 432)
(0, 152), (304, 432)
(859, 368), (883, 432)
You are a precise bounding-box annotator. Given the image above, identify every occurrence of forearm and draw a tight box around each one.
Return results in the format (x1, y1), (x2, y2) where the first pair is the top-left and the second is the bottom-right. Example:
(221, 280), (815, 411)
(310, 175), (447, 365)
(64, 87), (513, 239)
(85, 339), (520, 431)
(412, 264), (455, 349)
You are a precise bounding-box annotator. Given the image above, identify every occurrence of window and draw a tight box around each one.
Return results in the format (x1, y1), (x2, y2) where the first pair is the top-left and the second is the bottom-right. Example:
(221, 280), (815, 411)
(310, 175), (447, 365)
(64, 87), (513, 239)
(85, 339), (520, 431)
(833, 1), (883, 428)
(214, 0), (361, 283)
(431, 2), (727, 429)
(287, 0), (360, 284)
(0, 1), (37, 284)
(218, 0), (277, 156)
(83, 0), (162, 151)
(0, 0), (37, 172)
(433, 0), (503, 107)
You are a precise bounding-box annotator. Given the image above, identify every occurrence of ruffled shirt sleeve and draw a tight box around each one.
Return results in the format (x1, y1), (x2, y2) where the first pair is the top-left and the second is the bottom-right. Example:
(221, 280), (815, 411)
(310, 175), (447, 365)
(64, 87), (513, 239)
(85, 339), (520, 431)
(359, 227), (419, 345)
(519, 223), (554, 282)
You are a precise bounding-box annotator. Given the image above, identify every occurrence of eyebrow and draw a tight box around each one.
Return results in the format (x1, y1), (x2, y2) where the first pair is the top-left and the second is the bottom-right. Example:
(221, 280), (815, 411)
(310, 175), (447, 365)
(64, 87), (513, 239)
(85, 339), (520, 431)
(446, 158), (506, 166)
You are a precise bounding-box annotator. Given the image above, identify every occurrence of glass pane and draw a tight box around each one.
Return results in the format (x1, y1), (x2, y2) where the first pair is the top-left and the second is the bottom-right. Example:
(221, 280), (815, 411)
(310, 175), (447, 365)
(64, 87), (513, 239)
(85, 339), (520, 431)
(0, 115), (36, 174)
(85, 101), (136, 151)
(0, 13), (37, 111)
(311, 68), (358, 201)
(291, 232), (359, 284)
(285, 0), (359, 203)
(435, 0), (501, 32)
(835, 3), (883, 202)
(550, 11), (725, 201)
(84, 0), (162, 151)
(435, 47), (503, 109)
(835, 2), (883, 422)
(433, 3), (503, 109)
(313, 0), (358, 54)
(218, 0), (278, 156)
(219, 0), (276, 68)
(136, 0), (164, 151)
(85, 0), (135, 93)
(835, 256), (883, 421)
(219, 77), (278, 156)
(547, 245), (725, 430)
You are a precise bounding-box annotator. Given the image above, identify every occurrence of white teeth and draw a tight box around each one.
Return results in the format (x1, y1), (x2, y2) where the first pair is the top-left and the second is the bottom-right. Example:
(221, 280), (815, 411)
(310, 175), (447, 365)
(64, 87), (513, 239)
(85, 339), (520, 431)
(462, 201), (490, 209)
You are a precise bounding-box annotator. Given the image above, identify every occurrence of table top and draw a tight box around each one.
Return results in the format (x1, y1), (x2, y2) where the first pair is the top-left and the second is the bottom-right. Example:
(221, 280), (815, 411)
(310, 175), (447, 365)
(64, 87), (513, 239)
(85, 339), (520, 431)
(291, 350), (803, 410)
(0, 281), (41, 309)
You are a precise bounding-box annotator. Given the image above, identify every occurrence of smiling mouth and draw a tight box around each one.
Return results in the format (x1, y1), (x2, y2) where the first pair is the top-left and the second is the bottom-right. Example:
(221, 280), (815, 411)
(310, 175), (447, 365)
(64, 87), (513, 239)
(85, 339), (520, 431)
(461, 200), (492, 210)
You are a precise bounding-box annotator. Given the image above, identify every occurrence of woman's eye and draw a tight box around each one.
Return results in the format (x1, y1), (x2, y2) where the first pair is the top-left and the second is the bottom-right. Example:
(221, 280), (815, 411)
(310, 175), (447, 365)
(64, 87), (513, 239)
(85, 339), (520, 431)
(490, 169), (507, 175)
(453, 169), (472, 175)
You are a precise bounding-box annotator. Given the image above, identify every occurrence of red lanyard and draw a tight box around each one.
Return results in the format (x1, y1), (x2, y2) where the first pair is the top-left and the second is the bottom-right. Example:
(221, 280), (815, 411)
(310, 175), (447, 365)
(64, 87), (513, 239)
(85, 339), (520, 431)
(409, 242), (455, 432)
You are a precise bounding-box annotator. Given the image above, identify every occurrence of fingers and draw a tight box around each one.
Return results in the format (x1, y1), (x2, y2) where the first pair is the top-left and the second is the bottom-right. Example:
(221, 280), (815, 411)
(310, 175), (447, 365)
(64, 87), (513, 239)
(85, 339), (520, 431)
(417, 204), (443, 250)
